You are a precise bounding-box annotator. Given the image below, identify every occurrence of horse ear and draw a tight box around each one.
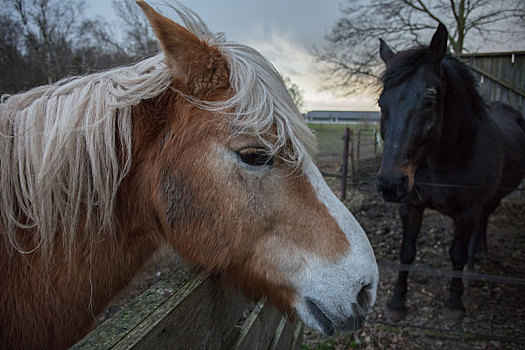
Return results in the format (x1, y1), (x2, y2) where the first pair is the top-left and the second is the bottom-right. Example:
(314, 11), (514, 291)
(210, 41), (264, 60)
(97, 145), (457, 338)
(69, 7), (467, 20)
(136, 1), (229, 96)
(429, 23), (448, 63)
(379, 39), (395, 64)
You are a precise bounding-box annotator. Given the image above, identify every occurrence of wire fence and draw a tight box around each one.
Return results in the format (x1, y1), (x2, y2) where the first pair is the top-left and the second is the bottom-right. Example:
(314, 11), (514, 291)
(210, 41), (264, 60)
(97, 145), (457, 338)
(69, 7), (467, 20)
(312, 121), (525, 202)
(378, 259), (525, 286)
(376, 258), (525, 344)
(312, 121), (525, 346)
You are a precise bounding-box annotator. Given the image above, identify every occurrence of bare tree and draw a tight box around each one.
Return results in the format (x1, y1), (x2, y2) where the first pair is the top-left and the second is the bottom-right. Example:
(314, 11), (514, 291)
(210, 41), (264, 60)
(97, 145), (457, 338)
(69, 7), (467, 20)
(7, 0), (88, 83)
(113, 0), (158, 58)
(0, 14), (28, 93)
(86, 0), (158, 63)
(0, 0), (159, 93)
(314, 0), (525, 94)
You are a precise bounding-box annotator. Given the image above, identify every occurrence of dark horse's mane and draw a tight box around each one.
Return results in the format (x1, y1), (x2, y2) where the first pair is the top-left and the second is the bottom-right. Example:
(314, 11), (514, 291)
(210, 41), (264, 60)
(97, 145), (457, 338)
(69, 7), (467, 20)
(381, 46), (487, 151)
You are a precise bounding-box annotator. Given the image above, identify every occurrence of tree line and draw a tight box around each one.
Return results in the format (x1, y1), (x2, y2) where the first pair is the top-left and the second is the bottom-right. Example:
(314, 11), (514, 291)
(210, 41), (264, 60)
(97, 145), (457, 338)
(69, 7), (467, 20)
(0, 0), (158, 95)
(0, 0), (307, 109)
(4, 0), (522, 99)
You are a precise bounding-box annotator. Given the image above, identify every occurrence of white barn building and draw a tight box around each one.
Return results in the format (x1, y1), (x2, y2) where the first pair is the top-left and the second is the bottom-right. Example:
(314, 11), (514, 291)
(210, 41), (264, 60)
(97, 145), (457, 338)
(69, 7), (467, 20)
(305, 110), (380, 123)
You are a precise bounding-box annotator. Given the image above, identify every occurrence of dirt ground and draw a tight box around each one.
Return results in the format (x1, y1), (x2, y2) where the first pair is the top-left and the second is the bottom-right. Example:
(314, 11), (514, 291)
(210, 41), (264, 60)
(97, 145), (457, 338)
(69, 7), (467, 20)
(303, 157), (525, 349)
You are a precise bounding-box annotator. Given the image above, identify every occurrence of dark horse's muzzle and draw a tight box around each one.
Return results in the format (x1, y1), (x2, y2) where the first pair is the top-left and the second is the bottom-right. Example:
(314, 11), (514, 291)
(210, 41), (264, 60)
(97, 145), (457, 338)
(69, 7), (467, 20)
(376, 174), (409, 202)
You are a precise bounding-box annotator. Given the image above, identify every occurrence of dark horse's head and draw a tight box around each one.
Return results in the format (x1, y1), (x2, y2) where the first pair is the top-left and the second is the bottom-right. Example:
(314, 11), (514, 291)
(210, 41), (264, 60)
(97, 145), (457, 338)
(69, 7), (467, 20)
(376, 24), (448, 202)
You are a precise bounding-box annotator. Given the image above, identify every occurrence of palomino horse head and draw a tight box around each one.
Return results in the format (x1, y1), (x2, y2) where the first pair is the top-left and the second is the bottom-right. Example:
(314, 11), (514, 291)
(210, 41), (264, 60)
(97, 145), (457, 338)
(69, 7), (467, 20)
(377, 24), (448, 202)
(134, 2), (378, 333)
(0, 3), (377, 344)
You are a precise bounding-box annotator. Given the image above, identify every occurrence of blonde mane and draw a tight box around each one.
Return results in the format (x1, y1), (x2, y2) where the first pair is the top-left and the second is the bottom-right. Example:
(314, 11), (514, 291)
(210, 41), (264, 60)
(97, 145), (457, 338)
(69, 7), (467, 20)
(0, 3), (316, 258)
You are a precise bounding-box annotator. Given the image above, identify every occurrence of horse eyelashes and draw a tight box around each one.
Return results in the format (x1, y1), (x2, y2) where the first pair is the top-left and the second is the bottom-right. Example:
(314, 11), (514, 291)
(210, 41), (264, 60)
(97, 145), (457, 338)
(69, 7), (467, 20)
(237, 148), (274, 167)
(426, 87), (437, 96)
(424, 88), (438, 107)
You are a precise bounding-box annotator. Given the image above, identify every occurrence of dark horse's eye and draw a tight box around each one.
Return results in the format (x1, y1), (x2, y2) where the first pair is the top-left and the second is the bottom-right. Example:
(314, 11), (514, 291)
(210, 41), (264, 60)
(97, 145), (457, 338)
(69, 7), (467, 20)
(423, 88), (437, 108)
(423, 98), (436, 109)
(237, 148), (274, 167)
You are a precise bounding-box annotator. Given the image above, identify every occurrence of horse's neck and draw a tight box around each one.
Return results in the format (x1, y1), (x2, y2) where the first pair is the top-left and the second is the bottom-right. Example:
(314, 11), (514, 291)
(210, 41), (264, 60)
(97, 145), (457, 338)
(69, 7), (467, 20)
(0, 225), (159, 349)
(437, 63), (489, 153)
(433, 89), (487, 160)
(427, 106), (501, 179)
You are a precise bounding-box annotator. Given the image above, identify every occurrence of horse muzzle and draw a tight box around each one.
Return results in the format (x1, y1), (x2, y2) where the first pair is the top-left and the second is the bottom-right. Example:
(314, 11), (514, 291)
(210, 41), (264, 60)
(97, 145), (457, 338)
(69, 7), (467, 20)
(376, 174), (410, 202)
(293, 252), (378, 335)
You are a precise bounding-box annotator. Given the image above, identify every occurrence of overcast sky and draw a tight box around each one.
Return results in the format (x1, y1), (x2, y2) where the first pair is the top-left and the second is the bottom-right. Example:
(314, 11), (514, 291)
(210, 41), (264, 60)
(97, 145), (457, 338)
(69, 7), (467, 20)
(86, 0), (379, 112)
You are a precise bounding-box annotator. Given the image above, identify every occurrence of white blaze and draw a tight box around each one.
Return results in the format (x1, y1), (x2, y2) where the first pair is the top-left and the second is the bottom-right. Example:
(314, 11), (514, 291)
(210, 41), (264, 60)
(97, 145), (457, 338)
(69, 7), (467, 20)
(294, 155), (379, 332)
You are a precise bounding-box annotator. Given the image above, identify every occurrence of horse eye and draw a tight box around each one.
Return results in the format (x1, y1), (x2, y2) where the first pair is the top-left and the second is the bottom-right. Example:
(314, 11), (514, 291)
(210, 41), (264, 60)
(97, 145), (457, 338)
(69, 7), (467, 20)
(423, 97), (436, 109)
(237, 148), (274, 167)
(423, 88), (437, 108)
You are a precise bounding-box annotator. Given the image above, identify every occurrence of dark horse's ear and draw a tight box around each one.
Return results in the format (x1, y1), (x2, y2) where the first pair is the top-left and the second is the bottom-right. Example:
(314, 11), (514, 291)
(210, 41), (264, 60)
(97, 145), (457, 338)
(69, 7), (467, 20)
(136, 1), (229, 96)
(429, 23), (448, 64)
(379, 38), (395, 64)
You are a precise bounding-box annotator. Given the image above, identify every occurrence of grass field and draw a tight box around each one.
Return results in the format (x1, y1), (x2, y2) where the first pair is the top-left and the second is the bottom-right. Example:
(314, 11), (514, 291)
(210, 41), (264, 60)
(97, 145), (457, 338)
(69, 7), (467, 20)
(308, 123), (381, 164)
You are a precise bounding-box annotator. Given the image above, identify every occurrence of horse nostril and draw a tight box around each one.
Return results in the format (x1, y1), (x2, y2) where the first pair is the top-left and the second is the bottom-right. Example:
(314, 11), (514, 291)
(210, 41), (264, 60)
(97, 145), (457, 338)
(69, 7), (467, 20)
(378, 174), (409, 201)
(305, 297), (335, 335)
(396, 175), (409, 196)
(356, 283), (371, 315)
(377, 175), (401, 200)
(376, 175), (391, 194)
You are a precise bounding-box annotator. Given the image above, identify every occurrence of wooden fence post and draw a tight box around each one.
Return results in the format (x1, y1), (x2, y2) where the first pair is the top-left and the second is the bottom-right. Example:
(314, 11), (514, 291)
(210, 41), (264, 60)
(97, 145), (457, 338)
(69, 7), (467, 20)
(374, 129), (378, 155)
(341, 127), (350, 200)
(350, 130), (355, 175)
(357, 130), (361, 169)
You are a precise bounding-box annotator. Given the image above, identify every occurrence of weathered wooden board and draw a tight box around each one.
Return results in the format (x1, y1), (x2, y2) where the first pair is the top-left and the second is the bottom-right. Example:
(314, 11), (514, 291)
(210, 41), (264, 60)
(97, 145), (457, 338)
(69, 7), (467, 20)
(460, 52), (525, 115)
(268, 317), (297, 350)
(291, 321), (305, 350)
(71, 271), (193, 350)
(113, 274), (250, 349)
(231, 301), (283, 350)
(459, 51), (525, 202)
(72, 273), (304, 350)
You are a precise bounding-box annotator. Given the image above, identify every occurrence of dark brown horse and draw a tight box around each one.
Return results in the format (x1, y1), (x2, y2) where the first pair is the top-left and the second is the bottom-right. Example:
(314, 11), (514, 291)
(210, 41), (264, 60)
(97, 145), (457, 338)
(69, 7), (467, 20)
(0, 2), (378, 348)
(376, 23), (525, 320)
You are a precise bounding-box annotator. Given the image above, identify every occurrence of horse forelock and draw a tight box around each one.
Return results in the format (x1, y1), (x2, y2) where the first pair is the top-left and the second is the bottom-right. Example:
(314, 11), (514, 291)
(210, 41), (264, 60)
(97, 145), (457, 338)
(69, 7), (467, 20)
(381, 46), (485, 116)
(380, 47), (428, 90)
(0, 3), (315, 259)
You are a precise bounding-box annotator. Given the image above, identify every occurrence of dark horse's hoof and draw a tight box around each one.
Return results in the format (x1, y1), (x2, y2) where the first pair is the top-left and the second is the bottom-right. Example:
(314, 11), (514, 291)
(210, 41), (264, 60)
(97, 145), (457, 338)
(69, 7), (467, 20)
(442, 306), (465, 322)
(385, 297), (407, 321)
(384, 307), (406, 321)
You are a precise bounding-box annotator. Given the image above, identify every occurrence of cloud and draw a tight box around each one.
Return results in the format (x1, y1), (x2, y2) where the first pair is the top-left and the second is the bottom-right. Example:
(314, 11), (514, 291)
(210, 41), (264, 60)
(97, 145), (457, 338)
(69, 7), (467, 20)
(246, 32), (379, 112)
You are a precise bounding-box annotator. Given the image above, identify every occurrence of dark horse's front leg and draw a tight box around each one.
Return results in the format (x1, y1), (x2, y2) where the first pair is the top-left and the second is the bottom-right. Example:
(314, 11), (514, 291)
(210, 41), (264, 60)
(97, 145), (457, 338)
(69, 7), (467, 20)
(445, 207), (480, 320)
(467, 213), (488, 270)
(386, 203), (424, 320)
(467, 201), (498, 269)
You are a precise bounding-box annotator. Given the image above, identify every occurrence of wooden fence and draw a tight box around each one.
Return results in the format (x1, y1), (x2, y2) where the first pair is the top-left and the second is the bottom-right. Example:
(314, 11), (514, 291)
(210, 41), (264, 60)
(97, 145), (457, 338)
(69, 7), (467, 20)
(72, 273), (303, 350)
(459, 51), (525, 201)
(339, 128), (381, 200)
(460, 51), (525, 116)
